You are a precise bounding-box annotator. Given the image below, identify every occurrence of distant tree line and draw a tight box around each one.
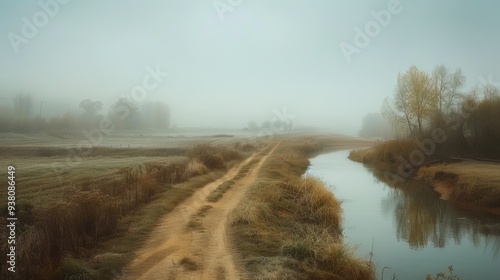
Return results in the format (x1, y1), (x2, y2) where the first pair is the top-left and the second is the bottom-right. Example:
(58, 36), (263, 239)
(0, 94), (171, 133)
(244, 119), (293, 133)
(358, 112), (394, 139)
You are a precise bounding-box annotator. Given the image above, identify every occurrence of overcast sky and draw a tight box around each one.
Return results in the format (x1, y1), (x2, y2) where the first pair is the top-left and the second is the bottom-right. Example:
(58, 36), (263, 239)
(1, 0), (499, 135)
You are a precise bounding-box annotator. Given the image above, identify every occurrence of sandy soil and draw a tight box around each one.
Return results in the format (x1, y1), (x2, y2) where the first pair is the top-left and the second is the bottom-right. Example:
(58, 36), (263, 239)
(121, 143), (279, 280)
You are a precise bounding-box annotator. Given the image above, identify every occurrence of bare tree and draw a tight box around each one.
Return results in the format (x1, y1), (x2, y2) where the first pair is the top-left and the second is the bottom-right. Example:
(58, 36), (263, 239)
(382, 96), (413, 136)
(431, 65), (465, 113)
(482, 84), (500, 101)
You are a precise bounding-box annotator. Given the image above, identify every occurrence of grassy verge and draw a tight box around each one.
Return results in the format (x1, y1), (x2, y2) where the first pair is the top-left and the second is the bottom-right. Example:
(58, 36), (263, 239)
(229, 138), (374, 280)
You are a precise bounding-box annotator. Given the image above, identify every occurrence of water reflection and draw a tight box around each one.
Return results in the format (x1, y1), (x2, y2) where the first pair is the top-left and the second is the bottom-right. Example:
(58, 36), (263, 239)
(371, 168), (500, 257)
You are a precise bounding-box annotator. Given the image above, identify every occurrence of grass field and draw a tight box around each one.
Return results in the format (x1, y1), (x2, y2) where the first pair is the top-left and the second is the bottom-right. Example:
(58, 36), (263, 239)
(0, 135), (255, 279)
(0, 129), (251, 148)
(0, 132), (377, 279)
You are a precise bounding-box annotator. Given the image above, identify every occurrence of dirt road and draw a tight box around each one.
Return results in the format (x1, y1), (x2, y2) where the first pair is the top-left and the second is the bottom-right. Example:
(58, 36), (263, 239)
(122, 143), (279, 280)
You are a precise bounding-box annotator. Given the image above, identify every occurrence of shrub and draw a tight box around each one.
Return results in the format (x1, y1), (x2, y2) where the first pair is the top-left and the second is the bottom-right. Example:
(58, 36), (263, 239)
(189, 144), (226, 169)
(183, 159), (209, 178)
(362, 139), (418, 168)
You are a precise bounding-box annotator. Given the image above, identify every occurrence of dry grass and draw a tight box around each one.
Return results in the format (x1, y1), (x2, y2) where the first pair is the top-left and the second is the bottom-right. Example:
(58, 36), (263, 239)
(0, 146), (186, 158)
(187, 205), (213, 230)
(183, 159), (209, 178)
(56, 258), (98, 280)
(417, 162), (500, 210)
(0, 143), (244, 279)
(206, 154), (262, 203)
(348, 148), (371, 163)
(234, 141), (256, 152)
(229, 139), (375, 280)
(0, 154), (188, 206)
(90, 172), (223, 278)
(233, 156), (261, 180)
(354, 139), (419, 169)
(350, 137), (500, 215)
(206, 180), (235, 202)
(179, 257), (199, 271)
(189, 143), (242, 170)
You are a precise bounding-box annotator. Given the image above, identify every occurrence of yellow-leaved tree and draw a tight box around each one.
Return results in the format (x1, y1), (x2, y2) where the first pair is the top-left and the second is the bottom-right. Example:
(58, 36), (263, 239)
(383, 66), (439, 136)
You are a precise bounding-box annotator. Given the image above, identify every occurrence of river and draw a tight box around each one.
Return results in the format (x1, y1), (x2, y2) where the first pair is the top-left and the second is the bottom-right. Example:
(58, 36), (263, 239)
(307, 150), (500, 280)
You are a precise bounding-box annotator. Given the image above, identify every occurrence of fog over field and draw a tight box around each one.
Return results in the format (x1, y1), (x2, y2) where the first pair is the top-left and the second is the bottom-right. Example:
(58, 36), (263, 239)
(1, 0), (499, 135)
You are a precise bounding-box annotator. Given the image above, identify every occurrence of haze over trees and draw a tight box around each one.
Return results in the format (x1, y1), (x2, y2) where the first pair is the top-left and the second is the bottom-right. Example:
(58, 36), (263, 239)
(358, 112), (393, 139)
(245, 118), (293, 133)
(14, 93), (33, 118)
(431, 65), (466, 115)
(79, 99), (103, 116)
(141, 101), (171, 130)
(382, 65), (467, 135)
(382, 64), (500, 159)
(0, 95), (171, 133)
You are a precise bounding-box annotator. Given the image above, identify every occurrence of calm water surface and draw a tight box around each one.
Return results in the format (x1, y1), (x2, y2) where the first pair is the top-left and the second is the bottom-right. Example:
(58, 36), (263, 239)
(308, 150), (500, 280)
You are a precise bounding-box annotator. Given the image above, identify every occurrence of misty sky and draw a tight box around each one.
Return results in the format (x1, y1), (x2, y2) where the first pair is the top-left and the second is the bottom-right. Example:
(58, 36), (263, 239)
(1, 0), (499, 135)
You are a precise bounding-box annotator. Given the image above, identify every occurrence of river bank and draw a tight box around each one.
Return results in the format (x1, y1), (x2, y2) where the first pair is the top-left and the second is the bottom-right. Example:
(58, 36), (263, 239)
(310, 149), (500, 280)
(349, 145), (500, 216)
(229, 138), (375, 279)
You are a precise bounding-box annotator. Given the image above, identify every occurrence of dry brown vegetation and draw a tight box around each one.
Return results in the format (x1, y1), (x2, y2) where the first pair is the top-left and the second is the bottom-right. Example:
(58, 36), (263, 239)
(0, 143), (249, 279)
(350, 94), (500, 214)
(365, 67), (500, 214)
(230, 139), (375, 280)
(179, 257), (199, 271)
(187, 205), (213, 230)
(349, 139), (419, 169)
(0, 146), (186, 158)
(189, 143), (242, 170)
(417, 162), (500, 213)
(350, 142), (500, 215)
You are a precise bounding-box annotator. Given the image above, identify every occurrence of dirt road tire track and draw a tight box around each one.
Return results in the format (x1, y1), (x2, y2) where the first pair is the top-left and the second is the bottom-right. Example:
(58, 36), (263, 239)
(122, 143), (279, 280)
